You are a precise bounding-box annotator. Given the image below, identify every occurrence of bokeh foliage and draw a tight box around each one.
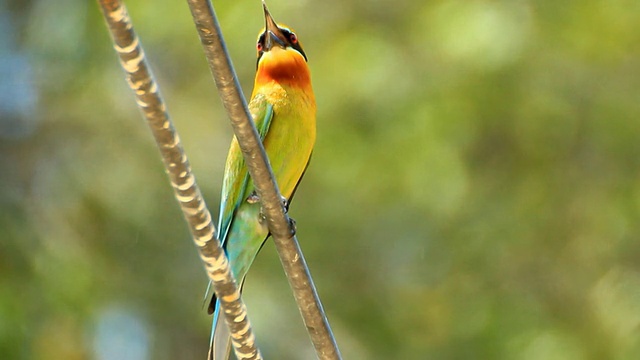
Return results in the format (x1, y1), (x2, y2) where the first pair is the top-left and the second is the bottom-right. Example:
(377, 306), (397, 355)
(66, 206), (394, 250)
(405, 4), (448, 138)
(1, 0), (640, 359)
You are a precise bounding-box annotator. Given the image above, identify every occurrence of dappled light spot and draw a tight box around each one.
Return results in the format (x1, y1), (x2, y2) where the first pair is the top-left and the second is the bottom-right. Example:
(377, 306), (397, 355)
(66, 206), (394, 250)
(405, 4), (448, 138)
(420, 1), (532, 70)
(590, 268), (640, 353)
(92, 306), (150, 360)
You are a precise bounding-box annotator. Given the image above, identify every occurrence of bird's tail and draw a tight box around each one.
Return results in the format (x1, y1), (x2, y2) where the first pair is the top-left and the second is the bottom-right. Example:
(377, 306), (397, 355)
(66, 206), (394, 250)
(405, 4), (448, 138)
(209, 300), (232, 360)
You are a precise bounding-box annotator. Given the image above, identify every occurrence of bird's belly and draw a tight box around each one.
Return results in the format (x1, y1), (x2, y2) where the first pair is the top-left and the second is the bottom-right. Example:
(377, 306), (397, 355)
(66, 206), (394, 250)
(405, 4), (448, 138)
(263, 113), (315, 200)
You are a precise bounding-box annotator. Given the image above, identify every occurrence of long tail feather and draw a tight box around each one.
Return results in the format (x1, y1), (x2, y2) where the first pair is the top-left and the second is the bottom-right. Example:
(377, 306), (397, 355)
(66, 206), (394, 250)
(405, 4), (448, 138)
(209, 300), (232, 360)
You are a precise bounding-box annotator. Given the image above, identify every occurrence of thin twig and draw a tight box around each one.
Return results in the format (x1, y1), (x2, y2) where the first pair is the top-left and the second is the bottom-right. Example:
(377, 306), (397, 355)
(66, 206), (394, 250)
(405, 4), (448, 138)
(95, 1), (262, 359)
(184, 1), (342, 359)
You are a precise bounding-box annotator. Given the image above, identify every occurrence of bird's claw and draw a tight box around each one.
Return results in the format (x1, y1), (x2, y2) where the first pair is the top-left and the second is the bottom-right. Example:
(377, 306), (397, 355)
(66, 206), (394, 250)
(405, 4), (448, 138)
(247, 191), (266, 223)
(247, 191), (260, 204)
(281, 196), (289, 213)
(248, 192), (290, 224)
(288, 217), (297, 237)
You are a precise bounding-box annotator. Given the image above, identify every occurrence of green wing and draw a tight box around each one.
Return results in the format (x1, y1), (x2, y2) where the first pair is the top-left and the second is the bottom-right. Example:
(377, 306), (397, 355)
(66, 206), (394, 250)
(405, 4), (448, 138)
(217, 100), (273, 245)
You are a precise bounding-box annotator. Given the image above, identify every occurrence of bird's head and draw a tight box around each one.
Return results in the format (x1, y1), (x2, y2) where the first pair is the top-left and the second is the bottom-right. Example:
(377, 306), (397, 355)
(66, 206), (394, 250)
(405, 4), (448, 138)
(254, 1), (310, 88)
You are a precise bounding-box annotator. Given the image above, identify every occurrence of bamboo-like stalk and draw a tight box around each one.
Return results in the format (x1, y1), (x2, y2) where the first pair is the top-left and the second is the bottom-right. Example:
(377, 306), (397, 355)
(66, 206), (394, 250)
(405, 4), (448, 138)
(184, 1), (342, 359)
(96, 1), (262, 359)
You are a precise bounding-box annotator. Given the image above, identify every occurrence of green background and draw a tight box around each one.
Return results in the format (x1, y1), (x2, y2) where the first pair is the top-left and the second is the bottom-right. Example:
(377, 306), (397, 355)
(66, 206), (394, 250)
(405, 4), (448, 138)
(2, 0), (640, 359)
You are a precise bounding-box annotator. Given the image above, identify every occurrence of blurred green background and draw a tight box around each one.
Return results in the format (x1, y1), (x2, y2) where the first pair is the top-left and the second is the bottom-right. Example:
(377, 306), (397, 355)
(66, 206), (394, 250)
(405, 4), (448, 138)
(2, 0), (640, 359)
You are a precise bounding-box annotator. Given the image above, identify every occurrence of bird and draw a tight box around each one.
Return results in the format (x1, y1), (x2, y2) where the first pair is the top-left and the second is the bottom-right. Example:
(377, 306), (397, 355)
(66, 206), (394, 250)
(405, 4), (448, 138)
(207, 1), (316, 359)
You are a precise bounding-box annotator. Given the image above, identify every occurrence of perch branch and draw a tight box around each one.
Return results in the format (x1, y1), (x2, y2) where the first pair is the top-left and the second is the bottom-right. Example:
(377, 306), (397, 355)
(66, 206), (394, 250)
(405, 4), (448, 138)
(96, 1), (262, 359)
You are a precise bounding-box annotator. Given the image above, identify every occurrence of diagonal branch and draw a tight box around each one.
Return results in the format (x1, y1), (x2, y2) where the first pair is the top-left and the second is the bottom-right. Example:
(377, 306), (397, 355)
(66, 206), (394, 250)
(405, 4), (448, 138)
(95, 1), (262, 359)
(184, 1), (343, 359)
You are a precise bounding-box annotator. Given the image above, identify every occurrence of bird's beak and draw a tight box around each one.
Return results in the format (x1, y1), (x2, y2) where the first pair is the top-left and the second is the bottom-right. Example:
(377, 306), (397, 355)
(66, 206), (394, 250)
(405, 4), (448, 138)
(263, 1), (286, 51)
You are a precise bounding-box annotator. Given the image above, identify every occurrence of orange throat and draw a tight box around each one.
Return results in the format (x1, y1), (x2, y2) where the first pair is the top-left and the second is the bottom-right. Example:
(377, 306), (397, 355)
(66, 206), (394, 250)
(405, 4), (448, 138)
(254, 47), (311, 90)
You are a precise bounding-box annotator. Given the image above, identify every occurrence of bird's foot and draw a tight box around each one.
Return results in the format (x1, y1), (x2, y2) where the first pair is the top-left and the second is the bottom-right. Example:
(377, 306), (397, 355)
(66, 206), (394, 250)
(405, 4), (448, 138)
(288, 217), (297, 237)
(247, 192), (290, 224)
(247, 192), (288, 209)
(281, 196), (290, 213)
(247, 191), (267, 223)
(246, 191), (260, 204)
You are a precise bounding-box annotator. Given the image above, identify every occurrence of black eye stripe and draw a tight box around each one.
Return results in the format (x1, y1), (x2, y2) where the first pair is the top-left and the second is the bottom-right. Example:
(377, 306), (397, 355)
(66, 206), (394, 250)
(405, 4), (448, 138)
(279, 28), (307, 62)
(255, 27), (308, 66)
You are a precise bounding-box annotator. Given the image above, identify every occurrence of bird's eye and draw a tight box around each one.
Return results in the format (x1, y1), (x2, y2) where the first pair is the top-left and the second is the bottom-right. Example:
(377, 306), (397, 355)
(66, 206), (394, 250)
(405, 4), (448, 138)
(289, 33), (298, 44)
(257, 34), (265, 52)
